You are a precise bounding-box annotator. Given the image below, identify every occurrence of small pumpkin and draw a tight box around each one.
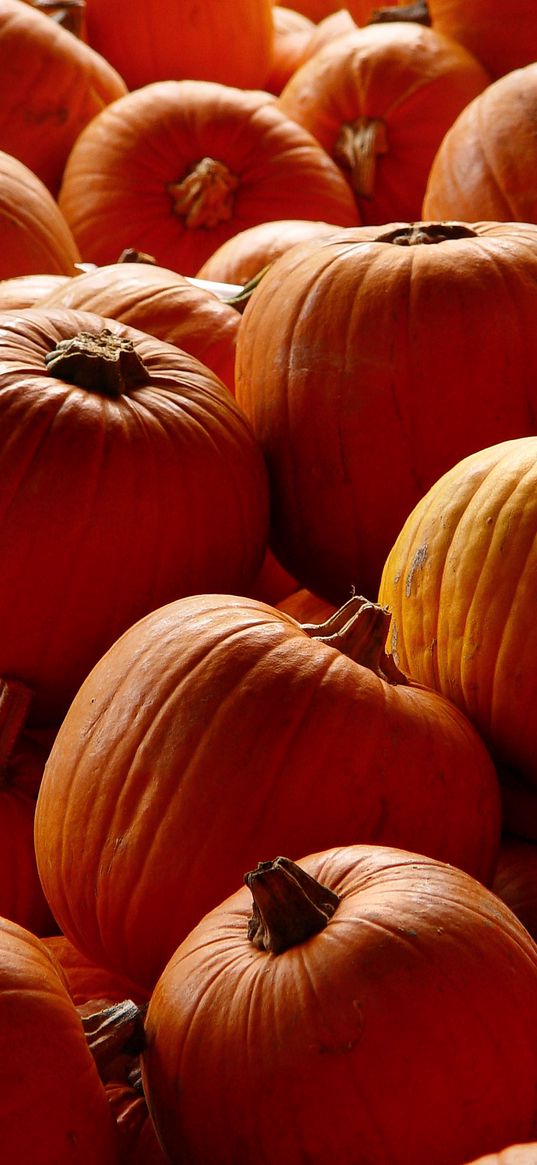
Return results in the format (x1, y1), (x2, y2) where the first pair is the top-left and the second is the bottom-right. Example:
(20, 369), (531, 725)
(378, 436), (537, 790)
(422, 63), (537, 224)
(278, 21), (490, 223)
(34, 592), (501, 992)
(265, 6), (315, 95)
(0, 307), (269, 725)
(142, 844), (537, 1165)
(196, 218), (339, 287)
(57, 79), (360, 276)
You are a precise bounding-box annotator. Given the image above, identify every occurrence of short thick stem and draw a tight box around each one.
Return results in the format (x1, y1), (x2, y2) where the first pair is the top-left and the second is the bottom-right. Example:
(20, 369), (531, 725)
(369, 1), (430, 25)
(44, 329), (150, 396)
(245, 856), (340, 954)
(333, 117), (388, 200)
(168, 157), (239, 229)
(79, 999), (147, 1079)
(377, 222), (478, 246)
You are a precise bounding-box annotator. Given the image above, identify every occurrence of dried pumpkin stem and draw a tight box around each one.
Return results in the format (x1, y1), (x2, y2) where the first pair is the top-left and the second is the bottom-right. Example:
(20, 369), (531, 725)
(333, 117), (388, 200)
(245, 856), (340, 954)
(79, 999), (147, 1078)
(369, 1), (430, 24)
(377, 223), (478, 246)
(0, 678), (33, 776)
(44, 329), (150, 397)
(168, 157), (239, 229)
(303, 595), (407, 685)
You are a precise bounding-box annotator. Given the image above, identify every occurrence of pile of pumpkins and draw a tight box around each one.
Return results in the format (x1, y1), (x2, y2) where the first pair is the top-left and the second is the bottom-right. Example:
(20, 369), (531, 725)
(3, 1), (537, 1162)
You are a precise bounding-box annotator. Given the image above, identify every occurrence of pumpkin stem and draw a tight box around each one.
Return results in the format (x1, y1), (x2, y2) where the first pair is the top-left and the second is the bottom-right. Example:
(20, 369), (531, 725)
(0, 678), (33, 779)
(303, 595), (407, 684)
(168, 157), (239, 229)
(79, 999), (147, 1079)
(245, 856), (340, 954)
(377, 222), (478, 246)
(226, 264), (272, 313)
(333, 117), (388, 200)
(369, 1), (430, 24)
(44, 329), (150, 397)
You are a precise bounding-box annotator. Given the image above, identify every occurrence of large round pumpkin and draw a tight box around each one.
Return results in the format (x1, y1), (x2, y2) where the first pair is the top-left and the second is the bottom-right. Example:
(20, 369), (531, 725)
(235, 220), (537, 603)
(423, 0), (537, 80)
(0, 149), (80, 279)
(57, 79), (360, 276)
(0, 915), (119, 1162)
(142, 844), (537, 1165)
(422, 63), (537, 224)
(378, 436), (537, 791)
(34, 591), (501, 992)
(0, 307), (269, 725)
(84, 0), (274, 92)
(0, 0), (126, 196)
(278, 22), (490, 224)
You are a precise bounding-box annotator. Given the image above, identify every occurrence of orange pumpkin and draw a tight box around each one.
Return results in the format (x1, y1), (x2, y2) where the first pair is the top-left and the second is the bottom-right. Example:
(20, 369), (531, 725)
(265, 6), (315, 95)
(378, 437), (537, 791)
(196, 218), (339, 286)
(42, 934), (148, 1007)
(423, 64), (537, 224)
(41, 261), (240, 394)
(84, 0), (274, 92)
(278, 22), (490, 223)
(235, 220), (537, 603)
(464, 1147), (537, 1165)
(0, 0), (126, 196)
(0, 308), (269, 725)
(425, 0), (537, 80)
(0, 272), (73, 310)
(106, 1080), (166, 1165)
(142, 844), (537, 1165)
(34, 592), (501, 992)
(58, 80), (360, 276)
(0, 916), (119, 1161)
(0, 149), (80, 279)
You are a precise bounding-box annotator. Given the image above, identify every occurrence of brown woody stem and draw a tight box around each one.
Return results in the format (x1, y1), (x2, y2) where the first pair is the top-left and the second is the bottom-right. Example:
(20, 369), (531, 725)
(0, 678), (33, 777)
(369, 1), (430, 24)
(302, 595), (407, 684)
(245, 856), (340, 954)
(79, 999), (147, 1077)
(168, 157), (239, 228)
(44, 329), (150, 396)
(333, 117), (388, 200)
(377, 223), (478, 246)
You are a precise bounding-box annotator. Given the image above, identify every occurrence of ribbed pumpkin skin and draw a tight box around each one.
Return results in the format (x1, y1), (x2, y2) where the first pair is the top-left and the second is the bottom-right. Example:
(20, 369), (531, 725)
(427, 0), (537, 79)
(0, 917), (119, 1163)
(84, 0), (274, 92)
(34, 592), (501, 992)
(42, 935), (148, 1007)
(378, 437), (537, 789)
(0, 150), (80, 279)
(235, 221), (537, 603)
(278, 23), (490, 225)
(42, 263), (240, 395)
(57, 80), (360, 277)
(196, 218), (339, 287)
(422, 64), (537, 224)
(0, 308), (269, 725)
(142, 844), (537, 1165)
(0, 0), (126, 196)
(0, 272), (72, 310)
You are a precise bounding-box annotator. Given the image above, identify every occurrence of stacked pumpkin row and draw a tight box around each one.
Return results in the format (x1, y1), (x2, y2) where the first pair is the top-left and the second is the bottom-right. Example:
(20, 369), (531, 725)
(2, 1), (537, 1163)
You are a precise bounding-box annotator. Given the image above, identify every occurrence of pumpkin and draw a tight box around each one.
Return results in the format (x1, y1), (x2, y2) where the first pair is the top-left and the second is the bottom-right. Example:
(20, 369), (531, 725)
(0, 677), (55, 934)
(391, 0), (537, 80)
(196, 218), (339, 287)
(0, 915), (119, 1162)
(0, 307), (269, 726)
(491, 836), (537, 944)
(142, 844), (537, 1165)
(278, 22), (490, 224)
(277, 586), (336, 624)
(34, 591), (501, 992)
(0, 272), (73, 310)
(235, 220), (537, 603)
(106, 1080), (167, 1165)
(378, 436), (537, 791)
(0, 0), (126, 196)
(84, 0), (274, 92)
(0, 149), (80, 279)
(422, 64), (537, 224)
(265, 6), (315, 95)
(464, 1147), (537, 1165)
(57, 79), (360, 277)
(41, 261), (240, 394)
(42, 934), (148, 1007)
(248, 545), (299, 608)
